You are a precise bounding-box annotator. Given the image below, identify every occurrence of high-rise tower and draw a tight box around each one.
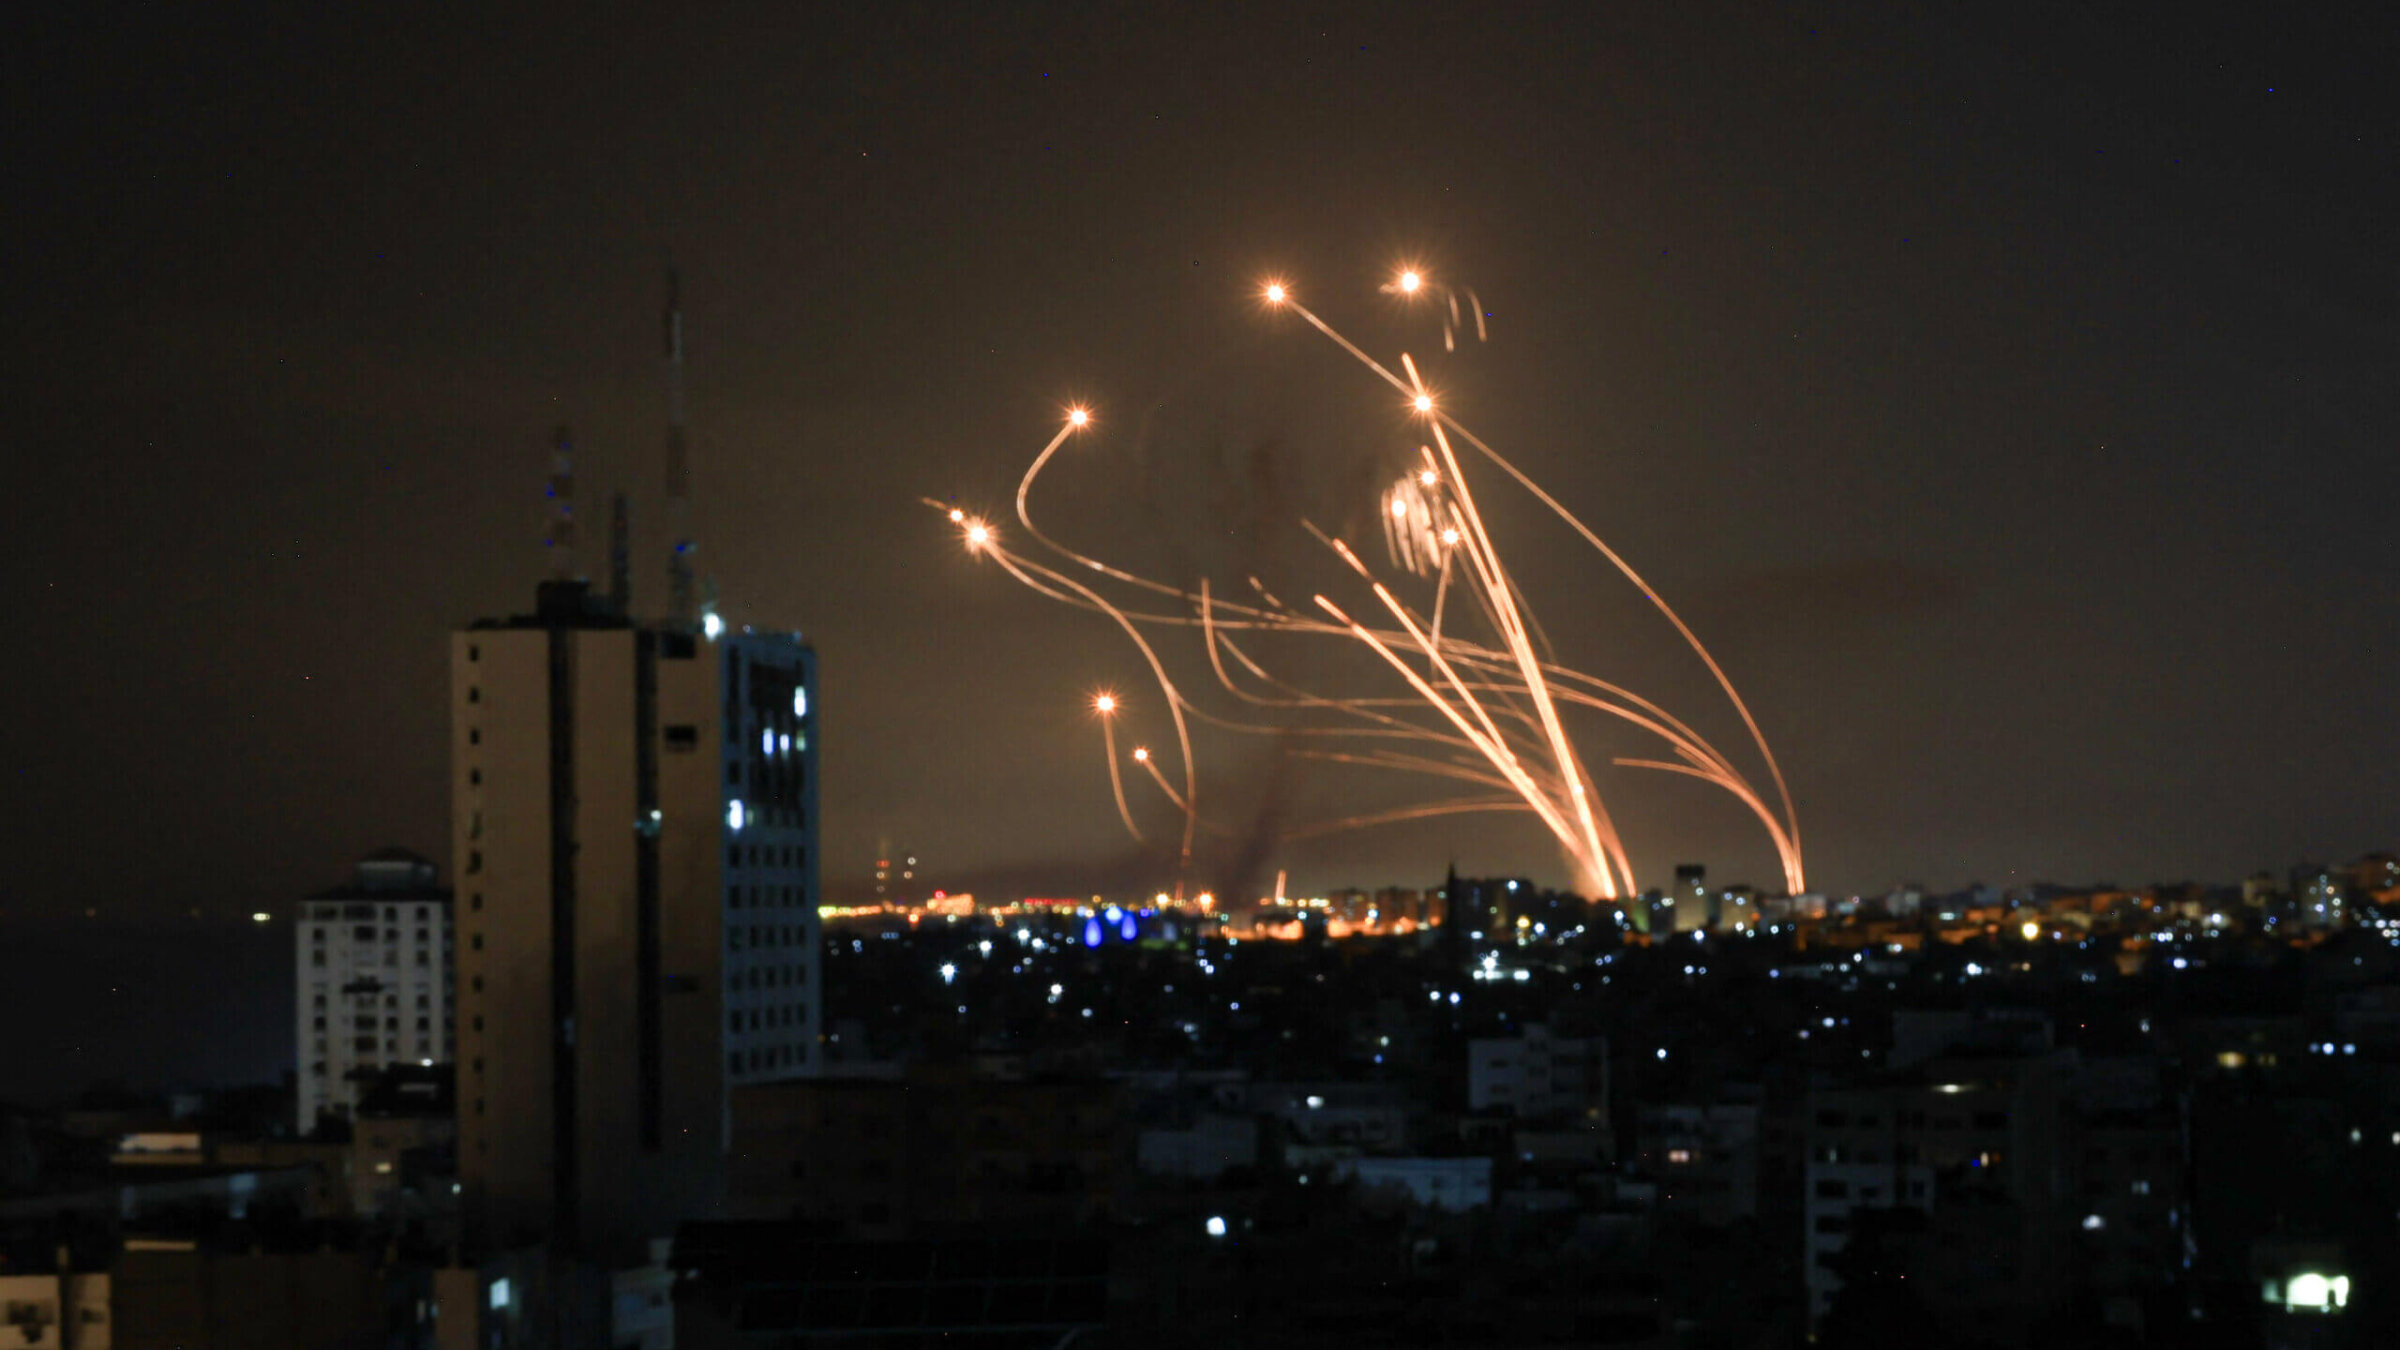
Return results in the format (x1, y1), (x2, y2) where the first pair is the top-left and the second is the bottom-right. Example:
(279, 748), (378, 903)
(452, 279), (819, 1258)
(452, 581), (819, 1257)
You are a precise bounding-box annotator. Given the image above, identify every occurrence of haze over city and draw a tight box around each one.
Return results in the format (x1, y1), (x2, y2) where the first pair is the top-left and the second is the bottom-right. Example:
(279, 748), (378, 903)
(4, 6), (2395, 1347)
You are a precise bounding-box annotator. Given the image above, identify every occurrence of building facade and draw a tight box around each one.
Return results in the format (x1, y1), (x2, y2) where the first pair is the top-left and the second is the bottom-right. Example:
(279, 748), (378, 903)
(452, 579), (820, 1258)
(1467, 1024), (1607, 1122)
(294, 849), (454, 1132)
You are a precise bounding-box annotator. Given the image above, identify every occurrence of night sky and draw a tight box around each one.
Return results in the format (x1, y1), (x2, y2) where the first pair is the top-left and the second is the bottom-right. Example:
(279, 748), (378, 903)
(9, 4), (2396, 935)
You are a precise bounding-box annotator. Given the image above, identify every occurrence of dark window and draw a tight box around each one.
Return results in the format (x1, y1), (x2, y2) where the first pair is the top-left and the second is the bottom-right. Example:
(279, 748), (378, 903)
(1815, 1179), (1849, 1199)
(1816, 1110), (1848, 1128)
(467, 686), (480, 703)
(1974, 1111), (2008, 1129)
(467, 644), (479, 661)
(788, 1161), (807, 1179)
(469, 769), (481, 786)
(665, 725), (700, 751)
(727, 761), (741, 785)
(471, 893), (482, 911)
(471, 934), (483, 951)
(468, 728), (480, 745)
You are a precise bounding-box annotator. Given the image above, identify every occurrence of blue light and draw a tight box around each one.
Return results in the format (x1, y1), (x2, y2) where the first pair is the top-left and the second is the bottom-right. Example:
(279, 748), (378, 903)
(1120, 914), (1138, 942)
(1082, 917), (1104, 949)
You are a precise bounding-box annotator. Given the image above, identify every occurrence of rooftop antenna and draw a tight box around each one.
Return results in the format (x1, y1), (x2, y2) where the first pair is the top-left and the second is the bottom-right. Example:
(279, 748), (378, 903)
(663, 269), (700, 631)
(544, 425), (579, 579)
(608, 490), (632, 613)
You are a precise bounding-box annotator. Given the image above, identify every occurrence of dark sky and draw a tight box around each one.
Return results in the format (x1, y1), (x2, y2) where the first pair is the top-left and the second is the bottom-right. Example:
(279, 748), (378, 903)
(8, 2), (2396, 921)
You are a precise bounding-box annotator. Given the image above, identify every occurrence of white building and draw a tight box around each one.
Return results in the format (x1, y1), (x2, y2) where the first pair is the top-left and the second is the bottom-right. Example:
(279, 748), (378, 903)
(295, 849), (453, 1132)
(1468, 1024), (1606, 1121)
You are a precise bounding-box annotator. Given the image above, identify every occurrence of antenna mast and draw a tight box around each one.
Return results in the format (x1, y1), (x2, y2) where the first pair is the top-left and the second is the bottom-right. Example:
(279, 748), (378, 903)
(608, 490), (632, 613)
(663, 269), (698, 630)
(545, 425), (578, 579)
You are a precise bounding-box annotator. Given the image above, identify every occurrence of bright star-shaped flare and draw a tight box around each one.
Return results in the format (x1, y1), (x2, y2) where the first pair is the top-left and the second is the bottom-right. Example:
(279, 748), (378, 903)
(1413, 394), (1434, 413)
(1094, 694), (1116, 714)
(1398, 271), (1422, 293)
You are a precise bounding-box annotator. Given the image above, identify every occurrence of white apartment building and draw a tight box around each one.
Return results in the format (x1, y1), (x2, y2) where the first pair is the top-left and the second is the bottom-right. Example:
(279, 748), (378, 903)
(1467, 1023), (1607, 1121)
(295, 849), (454, 1132)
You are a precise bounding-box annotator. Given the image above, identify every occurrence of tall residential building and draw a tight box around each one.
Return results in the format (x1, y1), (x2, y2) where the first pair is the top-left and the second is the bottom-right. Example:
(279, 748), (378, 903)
(453, 578), (820, 1258)
(295, 849), (455, 1132)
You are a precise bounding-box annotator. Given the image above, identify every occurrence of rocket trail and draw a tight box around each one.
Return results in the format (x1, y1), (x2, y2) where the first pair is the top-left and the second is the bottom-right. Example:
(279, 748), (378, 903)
(936, 266), (1806, 898)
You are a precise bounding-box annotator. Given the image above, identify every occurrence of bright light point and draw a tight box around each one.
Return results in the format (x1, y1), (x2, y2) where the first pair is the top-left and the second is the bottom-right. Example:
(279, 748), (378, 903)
(1132, 747), (1149, 761)
(1413, 394), (1434, 413)
(1391, 498), (1409, 519)
(948, 508), (965, 523)
(1418, 469), (1438, 486)
(967, 523), (990, 545)
(1264, 283), (1286, 303)
(1067, 408), (1090, 427)
(1440, 528), (1461, 545)
(1398, 270), (1422, 293)
(701, 611), (725, 640)
(726, 799), (747, 831)
(2021, 920), (2040, 941)
(1205, 1216), (1228, 1238)
(1094, 694), (1116, 714)
(250, 912), (271, 923)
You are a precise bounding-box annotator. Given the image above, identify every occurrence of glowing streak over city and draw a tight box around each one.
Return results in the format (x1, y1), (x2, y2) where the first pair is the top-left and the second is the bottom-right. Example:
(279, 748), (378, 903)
(933, 269), (1805, 898)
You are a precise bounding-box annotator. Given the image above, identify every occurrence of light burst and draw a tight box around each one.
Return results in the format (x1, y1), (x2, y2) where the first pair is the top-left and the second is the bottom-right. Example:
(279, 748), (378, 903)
(933, 268), (1803, 900)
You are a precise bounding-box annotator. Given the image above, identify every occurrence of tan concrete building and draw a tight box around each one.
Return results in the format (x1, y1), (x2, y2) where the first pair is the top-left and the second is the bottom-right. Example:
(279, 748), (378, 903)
(453, 579), (819, 1259)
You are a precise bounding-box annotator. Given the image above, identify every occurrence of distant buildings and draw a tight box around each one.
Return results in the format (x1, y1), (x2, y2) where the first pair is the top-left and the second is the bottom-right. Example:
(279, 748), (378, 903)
(1667, 863), (1709, 933)
(726, 1075), (1120, 1236)
(452, 577), (820, 1258)
(293, 848), (453, 1132)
